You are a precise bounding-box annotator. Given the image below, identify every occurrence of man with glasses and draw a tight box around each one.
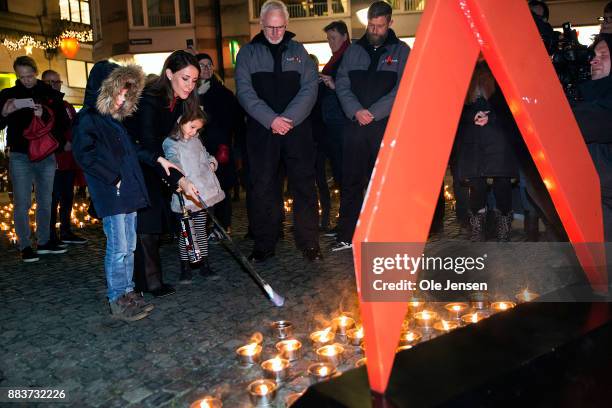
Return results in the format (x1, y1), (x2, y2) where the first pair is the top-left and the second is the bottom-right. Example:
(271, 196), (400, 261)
(0, 57), (70, 262)
(235, 0), (321, 262)
(42, 70), (88, 246)
(331, 1), (410, 252)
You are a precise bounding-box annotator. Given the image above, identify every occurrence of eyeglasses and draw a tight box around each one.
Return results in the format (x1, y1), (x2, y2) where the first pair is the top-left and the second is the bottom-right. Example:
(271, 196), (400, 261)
(598, 16), (612, 23)
(263, 25), (286, 33)
(199, 62), (213, 69)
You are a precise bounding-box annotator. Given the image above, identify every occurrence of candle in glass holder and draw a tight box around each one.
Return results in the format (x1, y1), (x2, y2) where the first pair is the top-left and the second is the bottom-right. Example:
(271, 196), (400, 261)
(516, 289), (539, 303)
(433, 320), (459, 334)
(307, 362), (336, 384)
(189, 396), (222, 408)
(316, 344), (344, 366)
(355, 357), (367, 368)
(469, 292), (489, 310)
(248, 379), (277, 407)
(285, 392), (303, 407)
(270, 320), (294, 339)
(332, 315), (355, 336)
(491, 301), (516, 313)
(346, 326), (364, 346)
(236, 343), (262, 366)
(396, 345), (413, 353)
(444, 302), (469, 319)
(399, 330), (422, 346)
(276, 339), (302, 361)
(461, 312), (485, 325)
(414, 310), (439, 330)
(261, 356), (290, 382)
(408, 299), (425, 313)
(310, 327), (335, 348)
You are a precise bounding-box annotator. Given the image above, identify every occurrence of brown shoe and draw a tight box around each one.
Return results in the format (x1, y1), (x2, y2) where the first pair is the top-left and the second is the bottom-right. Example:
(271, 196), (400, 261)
(109, 295), (149, 321)
(126, 291), (154, 313)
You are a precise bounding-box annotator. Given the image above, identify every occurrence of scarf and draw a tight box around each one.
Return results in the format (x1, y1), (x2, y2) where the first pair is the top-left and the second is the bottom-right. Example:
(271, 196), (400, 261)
(322, 39), (350, 75)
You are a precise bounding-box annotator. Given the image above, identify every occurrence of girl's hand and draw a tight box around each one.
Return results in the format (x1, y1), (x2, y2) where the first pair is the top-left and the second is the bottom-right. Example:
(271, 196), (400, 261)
(210, 157), (218, 171)
(157, 157), (183, 176)
(178, 177), (199, 200)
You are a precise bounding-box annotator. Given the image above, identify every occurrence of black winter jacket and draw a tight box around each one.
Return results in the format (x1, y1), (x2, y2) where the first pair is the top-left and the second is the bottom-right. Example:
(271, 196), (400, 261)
(0, 79), (69, 154)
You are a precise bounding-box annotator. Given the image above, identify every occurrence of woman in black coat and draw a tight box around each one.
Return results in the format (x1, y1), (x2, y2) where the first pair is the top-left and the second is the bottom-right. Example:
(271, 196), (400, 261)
(454, 60), (519, 242)
(124, 50), (200, 297)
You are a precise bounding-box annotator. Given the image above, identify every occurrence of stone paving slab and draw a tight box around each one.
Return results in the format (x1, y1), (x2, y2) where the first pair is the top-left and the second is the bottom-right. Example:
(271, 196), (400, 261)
(0, 191), (545, 407)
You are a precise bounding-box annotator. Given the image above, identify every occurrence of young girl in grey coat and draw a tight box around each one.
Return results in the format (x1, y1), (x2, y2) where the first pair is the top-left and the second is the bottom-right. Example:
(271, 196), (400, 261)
(163, 109), (225, 282)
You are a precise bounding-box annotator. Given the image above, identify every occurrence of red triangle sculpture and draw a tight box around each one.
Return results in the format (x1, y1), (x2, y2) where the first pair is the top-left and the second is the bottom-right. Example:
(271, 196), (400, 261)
(353, 0), (608, 395)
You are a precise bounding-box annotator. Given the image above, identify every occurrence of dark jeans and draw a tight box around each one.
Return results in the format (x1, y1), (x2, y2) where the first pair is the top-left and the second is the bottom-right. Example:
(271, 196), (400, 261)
(133, 233), (163, 293)
(468, 177), (512, 215)
(325, 122), (345, 185)
(315, 149), (331, 228)
(50, 169), (76, 240)
(337, 119), (387, 243)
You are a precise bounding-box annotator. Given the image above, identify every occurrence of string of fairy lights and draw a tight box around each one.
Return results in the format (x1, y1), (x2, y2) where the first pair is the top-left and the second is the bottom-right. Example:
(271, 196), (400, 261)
(1, 29), (93, 52)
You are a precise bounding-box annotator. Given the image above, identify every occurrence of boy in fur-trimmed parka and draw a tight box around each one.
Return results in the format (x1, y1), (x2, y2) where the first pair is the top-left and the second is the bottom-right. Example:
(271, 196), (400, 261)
(73, 61), (160, 322)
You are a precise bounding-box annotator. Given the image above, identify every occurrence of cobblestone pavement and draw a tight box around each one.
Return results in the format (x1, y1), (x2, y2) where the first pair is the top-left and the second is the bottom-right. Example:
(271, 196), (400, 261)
(0, 190), (533, 407)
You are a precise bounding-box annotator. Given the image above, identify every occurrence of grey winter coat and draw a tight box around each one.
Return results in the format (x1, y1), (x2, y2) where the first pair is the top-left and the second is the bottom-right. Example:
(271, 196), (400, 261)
(162, 136), (225, 212)
(336, 29), (410, 121)
(235, 31), (318, 129)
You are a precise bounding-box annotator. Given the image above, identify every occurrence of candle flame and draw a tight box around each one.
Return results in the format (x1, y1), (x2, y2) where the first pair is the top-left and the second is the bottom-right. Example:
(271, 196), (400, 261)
(499, 302), (508, 310)
(319, 366), (329, 376)
(258, 384), (269, 394)
(410, 301), (422, 307)
(452, 305), (462, 311)
(339, 315), (348, 325)
(242, 342), (258, 355)
(420, 311), (432, 320)
(200, 400), (211, 408)
(356, 326), (363, 337)
(270, 356), (284, 371)
(284, 340), (299, 350)
(471, 313), (479, 323)
(442, 320), (450, 330)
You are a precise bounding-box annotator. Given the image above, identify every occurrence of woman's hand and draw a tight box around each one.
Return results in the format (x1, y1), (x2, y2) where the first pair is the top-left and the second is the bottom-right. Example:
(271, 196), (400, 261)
(157, 156), (183, 176)
(320, 74), (335, 90)
(33, 104), (43, 118)
(474, 110), (490, 127)
(178, 177), (199, 200)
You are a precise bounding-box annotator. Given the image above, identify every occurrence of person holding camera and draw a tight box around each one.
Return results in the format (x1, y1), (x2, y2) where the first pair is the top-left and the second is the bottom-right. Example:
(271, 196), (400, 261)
(572, 35), (612, 240)
(0, 56), (70, 262)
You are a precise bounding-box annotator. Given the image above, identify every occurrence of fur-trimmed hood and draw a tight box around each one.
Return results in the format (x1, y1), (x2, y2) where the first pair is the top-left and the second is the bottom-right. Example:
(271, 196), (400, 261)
(84, 61), (145, 121)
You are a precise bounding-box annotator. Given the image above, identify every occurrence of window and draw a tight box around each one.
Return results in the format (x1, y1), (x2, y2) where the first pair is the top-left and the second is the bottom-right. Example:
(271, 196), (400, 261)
(60, 0), (91, 24)
(66, 60), (94, 89)
(130, 0), (192, 27)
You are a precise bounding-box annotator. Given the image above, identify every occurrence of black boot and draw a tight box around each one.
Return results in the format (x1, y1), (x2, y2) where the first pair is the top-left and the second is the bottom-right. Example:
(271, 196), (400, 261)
(524, 211), (540, 242)
(199, 258), (218, 279)
(496, 212), (513, 242)
(179, 261), (192, 284)
(469, 211), (486, 242)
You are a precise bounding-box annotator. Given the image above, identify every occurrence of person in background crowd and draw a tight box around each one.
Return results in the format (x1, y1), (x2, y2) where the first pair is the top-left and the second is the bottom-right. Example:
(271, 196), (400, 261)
(308, 53), (331, 231)
(124, 51), (200, 298)
(572, 35), (612, 240)
(529, 0), (556, 55)
(599, 1), (612, 34)
(332, 1), (410, 251)
(163, 109), (225, 283)
(196, 53), (243, 238)
(319, 20), (351, 235)
(454, 60), (519, 242)
(41, 70), (88, 245)
(73, 61), (159, 321)
(235, 0), (321, 262)
(0, 56), (69, 262)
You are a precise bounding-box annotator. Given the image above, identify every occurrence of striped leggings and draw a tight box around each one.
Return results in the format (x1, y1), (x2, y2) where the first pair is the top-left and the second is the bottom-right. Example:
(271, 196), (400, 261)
(177, 209), (209, 261)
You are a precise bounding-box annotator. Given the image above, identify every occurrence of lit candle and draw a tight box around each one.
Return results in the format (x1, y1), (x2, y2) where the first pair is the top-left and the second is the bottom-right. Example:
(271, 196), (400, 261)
(316, 344), (344, 366)
(461, 312), (485, 325)
(189, 396), (222, 408)
(491, 301), (516, 313)
(396, 345), (413, 353)
(408, 299), (425, 312)
(310, 327), (335, 348)
(399, 330), (422, 346)
(346, 326), (364, 346)
(307, 362), (336, 384)
(332, 315), (355, 336)
(516, 289), (539, 303)
(444, 302), (469, 319)
(236, 343), (262, 366)
(414, 310), (439, 330)
(247, 379), (277, 407)
(276, 339), (302, 361)
(261, 356), (290, 382)
(79, 221), (84, 229)
(355, 357), (367, 368)
(270, 320), (293, 340)
(433, 320), (459, 333)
